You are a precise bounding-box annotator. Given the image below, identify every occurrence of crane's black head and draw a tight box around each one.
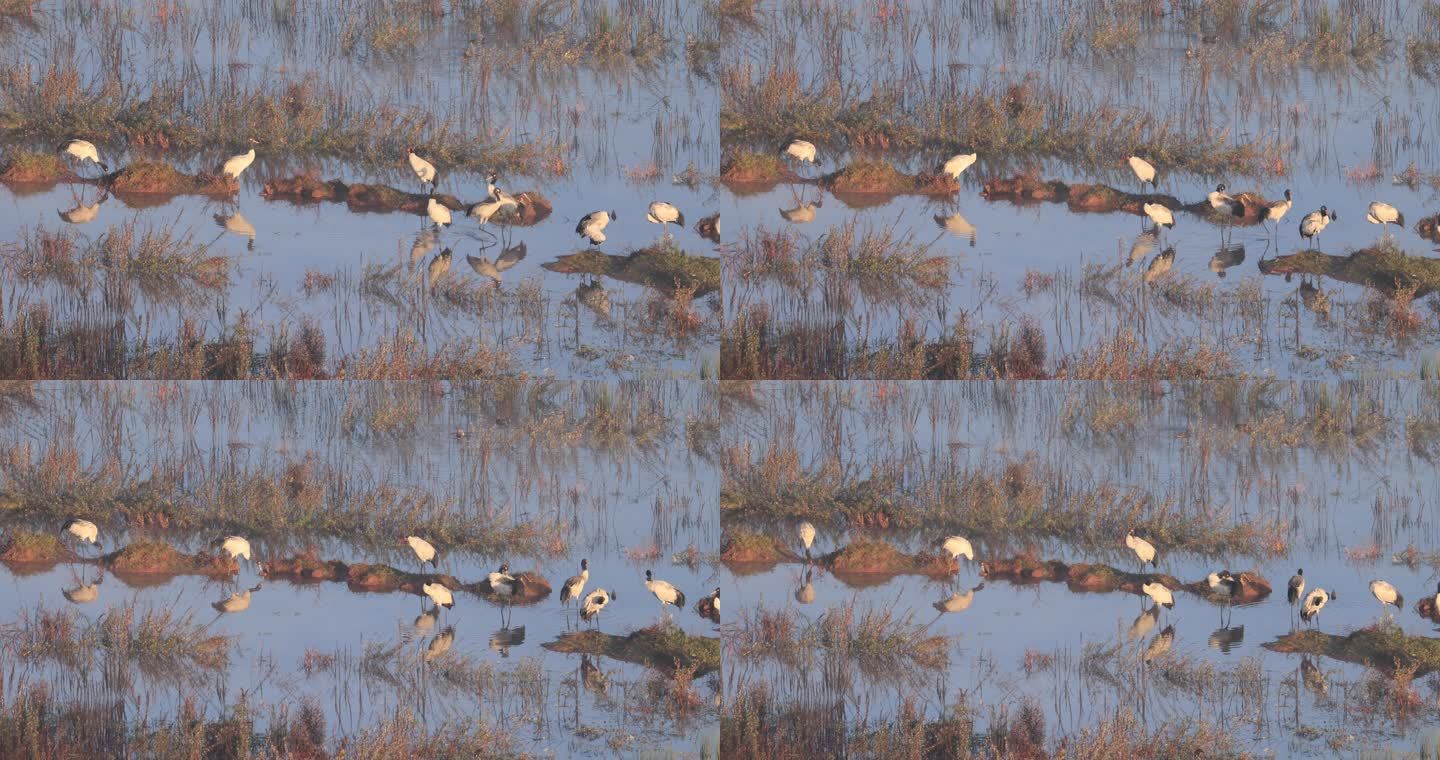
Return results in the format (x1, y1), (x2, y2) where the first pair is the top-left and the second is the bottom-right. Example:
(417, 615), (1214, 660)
(1297, 568), (1303, 576)
(1330, 209), (1338, 220)
(1216, 183), (1226, 192)
(645, 569), (653, 581)
(498, 563), (509, 573)
(1284, 189), (1292, 200)
(1318, 205), (1327, 215)
(610, 210), (618, 220)
(580, 558), (588, 570)
(714, 587), (721, 596)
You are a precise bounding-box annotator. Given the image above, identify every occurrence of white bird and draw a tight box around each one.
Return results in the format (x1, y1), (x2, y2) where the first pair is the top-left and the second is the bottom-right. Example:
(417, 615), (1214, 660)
(779, 201), (821, 224)
(468, 188), (519, 224)
(580, 587), (615, 624)
(782, 139), (817, 163)
(1299, 206), (1336, 247)
(221, 139), (258, 179)
(941, 535), (974, 562)
(932, 583), (984, 614)
(1207, 570), (1238, 598)
(1141, 581), (1174, 610)
(404, 535), (438, 568)
(212, 535), (252, 562)
(427, 248), (452, 286)
(1127, 156), (1157, 187)
(644, 569), (686, 613)
(797, 521), (817, 560)
(934, 212), (977, 246)
(646, 201), (685, 236)
(488, 563), (517, 596)
(576, 210), (616, 246)
(1370, 579), (1403, 616)
(1142, 202), (1174, 229)
(1287, 569), (1305, 607)
(1300, 587), (1334, 625)
(425, 625), (455, 661)
(214, 212), (257, 251)
(1126, 530), (1156, 566)
(466, 242), (526, 287)
(942, 152), (977, 180)
(484, 172), (500, 199)
(1266, 189), (1293, 231)
(406, 148), (437, 191)
(61, 518), (100, 548)
(560, 559), (589, 606)
(1208, 183), (1240, 216)
(1366, 201), (1404, 230)
(58, 139), (108, 173)
(422, 581), (455, 609)
(426, 196), (452, 228)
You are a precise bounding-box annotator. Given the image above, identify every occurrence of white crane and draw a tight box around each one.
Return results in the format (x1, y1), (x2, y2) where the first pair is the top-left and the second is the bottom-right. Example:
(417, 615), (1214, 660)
(426, 196), (452, 229)
(782, 139), (817, 164)
(60, 518), (101, 552)
(1142, 202), (1174, 229)
(560, 558), (589, 607)
(576, 210), (616, 246)
(1127, 156), (1157, 188)
(942, 152), (977, 180)
(403, 535), (439, 570)
(1141, 581), (1174, 614)
(1366, 201), (1404, 234)
(644, 569), (686, 618)
(406, 148), (437, 192)
(1125, 530), (1156, 567)
(1266, 189), (1293, 234)
(1370, 579), (1403, 619)
(580, 587), (615, 626)
(58, 139), (108, 174)
(1299, 206), (1336, 248)
(1300, 587), (1334, 627)
(797, 521), (817, 560)
(221, 139), (258, 180)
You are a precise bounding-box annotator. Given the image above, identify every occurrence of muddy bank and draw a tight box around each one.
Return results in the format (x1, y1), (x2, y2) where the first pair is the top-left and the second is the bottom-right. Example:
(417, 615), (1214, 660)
(1264, 626), (1440, 675)
(0, 531), (82, 566)
(543, 244), (720, 296)
(981, 556), (1271, 603)
(465, 570), (552, 604)
(818, 161), (958, 204)
(542, 625), (720, 676)
(980, 175), (1276, 223)
(0, 151), (91, 187)
(719, 151), (806, 191)
(720, 530), (797, 565)
(1258, 244), (1440, 297)
(261, 174), (552, 224)
(105, 161), (237, 198)
(102, 541), (236, 580)
(820, 540), (956, 584)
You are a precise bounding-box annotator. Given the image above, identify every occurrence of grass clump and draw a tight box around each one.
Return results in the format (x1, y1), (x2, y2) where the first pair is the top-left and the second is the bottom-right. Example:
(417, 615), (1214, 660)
(543, 241), (720, 295)
(822, 160), (957, 195)
(1264, 623), (1440, 675)
(0, 149), (64, 183)
(106, 161), (235, 195)
(719, 529), (789, 564)
(543, 624), (719, 676)
(720, 150), (794, 184)
(0, 530), (75, 563)
(103, 541), (236, 577)
(822, 539), (954, 577)
(0, 600), (228, 674)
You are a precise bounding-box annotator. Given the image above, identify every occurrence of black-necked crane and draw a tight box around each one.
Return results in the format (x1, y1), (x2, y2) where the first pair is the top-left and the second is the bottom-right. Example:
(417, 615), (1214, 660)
(1366, 201), (1404, 235)
(580, 587), (615, 627)
(402, 535), (439, 572)
(782, 139), (817, 164)
(212, 535), (252, 564)
(58, 193), (107, 225)
(797, 521), (817, 561)
(1207, 569), (1240, 623)
(647, 201), (685, 237)
(1142, 202), (1174, 231)
(1127, 156), (1157, 188)
(1143, 624), (1175, 663)
(1127, 605), (1160, 642)
(1300, 587), (1334, 627)
(1125, 530), (1156, 567)
(62, 574), (102, 604)
(406, 148), (437, 192)
(426, 196), (452, 229)
(779, 200), (822, 224)
(940, 536), (974, 576)
(221, 139), (258, 180)
(58, 139), (108, 174)
(427, 248), (452, 286)
(1208, 183), (1240, 215)
(489, 563), (521, 624)
(1299, 206), (1335, 248)
(576, 210), (616, 246)
(1370, 579), (1403, 619)
(795, 569), (815, 604)
(934, 211), (977, 247)
(1210, 243), (1245, 278)
(424, 625), (455, 662)
(1141, 581), (1174, 617)
(560, 559), (589, 607)
(696, 587), (720, 623)
(1287, 568), (1305, 606)
(1266, 189), (1292, 235)
(60, 518), (101, 553)
(489, 625), (525, 657)
(467, 242), (526, 288)
(942, 152), (977, 181)
(644, 569), (686, 618)
(485, 172), (500, 199)
(1144, 247), (1175, 284)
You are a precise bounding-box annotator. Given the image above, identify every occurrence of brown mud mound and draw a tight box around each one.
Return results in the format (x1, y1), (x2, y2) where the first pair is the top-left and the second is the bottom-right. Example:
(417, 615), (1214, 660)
(102, 541), (236, 577)
(696, 212), (720, 244)
(543, 244), (720, 296)
(264, 552), (350, 582)
(466, 570), (551, 604)
(261, 173), (551, 224)
(1181, 571), (1272, 604)
(0, 531), (81, 565)
(1264, 625), (1440, 675)
(720, 530), (795, 565)
(106, 161), (237, 197)
(0, 151), (85, 186)
(542, 625), (720, 676)
(1258, 243), (1440, 297)
(344, 562), (461, 594)
(719, 152), (804, 188)
(819, 540), (956, 583)
(982, 175), (1273, 222)
(820, 160), (958, 199)
(981, 556), (1181, 594)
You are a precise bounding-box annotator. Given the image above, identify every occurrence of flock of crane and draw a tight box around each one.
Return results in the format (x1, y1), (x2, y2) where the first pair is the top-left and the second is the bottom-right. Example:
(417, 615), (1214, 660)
(791, 521), (1440, 636)
(57, 519), (720, 631)
(777, 139), (1409, 249)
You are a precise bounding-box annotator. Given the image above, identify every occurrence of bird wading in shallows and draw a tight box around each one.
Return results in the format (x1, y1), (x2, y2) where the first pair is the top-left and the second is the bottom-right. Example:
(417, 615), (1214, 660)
(797, 521), (816, 561)
(1299, 206), (1336, 248)
(646, 201), (685, 238)
(1369, 579), (1403, 621)
(576, 210), (616, 246)
(644, 569), (686, 621)
(560, 559), (590, 609)
(221, 139), (259, 180)
(60, 518), (101, 554)
(580, 587), (615, 627)
(1300, 587), (1335, 628)
(782, 139), (817, 166)
(1366, 201), (1404, 237)
(58, 139), (108, 175)
(1127, 156), (1157, 189)
(406, 148), (437, 193)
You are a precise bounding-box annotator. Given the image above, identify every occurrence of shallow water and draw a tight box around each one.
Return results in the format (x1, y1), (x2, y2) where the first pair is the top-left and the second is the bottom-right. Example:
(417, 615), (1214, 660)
(721, 0), (1440, 377)
(0, 380), (720, 757)
(723, 380), (1440, 756)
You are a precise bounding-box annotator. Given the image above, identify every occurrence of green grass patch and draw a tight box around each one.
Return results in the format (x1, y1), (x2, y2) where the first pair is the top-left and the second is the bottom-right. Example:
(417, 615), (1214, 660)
(1264, 624), (1440, 674)
(543, 624), (719, 676)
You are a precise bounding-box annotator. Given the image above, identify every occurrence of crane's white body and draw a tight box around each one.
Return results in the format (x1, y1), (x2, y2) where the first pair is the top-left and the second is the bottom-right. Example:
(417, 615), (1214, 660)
(1300, 587), (1331, 622)
(942, 152), (977, 179)
(1142, 582), (1174, 608)
(62, 518), (99, 545)
(645, 570), (685, 609)
(576, 210), (614, 245)
(1126, 531), (1156, 564)
(1142, 203), (1174, 228)
(1366, 201), (1403, 227)
(60, 139), (103, 168)
(941, 535), (973, 561)
(408, 151), (436, 186)
(1127, 156), (1156, 185)
(222, 148), (256, 179)
(783, 139), (816, 163)
(646, 201), (685, 227)
(1300, 209), (1332, 241)
(406, 535), (437, 565)
(216, 535), (252, 561)
(797, 521), (816, 551)
(580, 588), (613, 621)
(561, 560), (589, 605)
(1370, 579), (1402, 609)
(423, 582), (454, 609)
(426, 197), (452, 227)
